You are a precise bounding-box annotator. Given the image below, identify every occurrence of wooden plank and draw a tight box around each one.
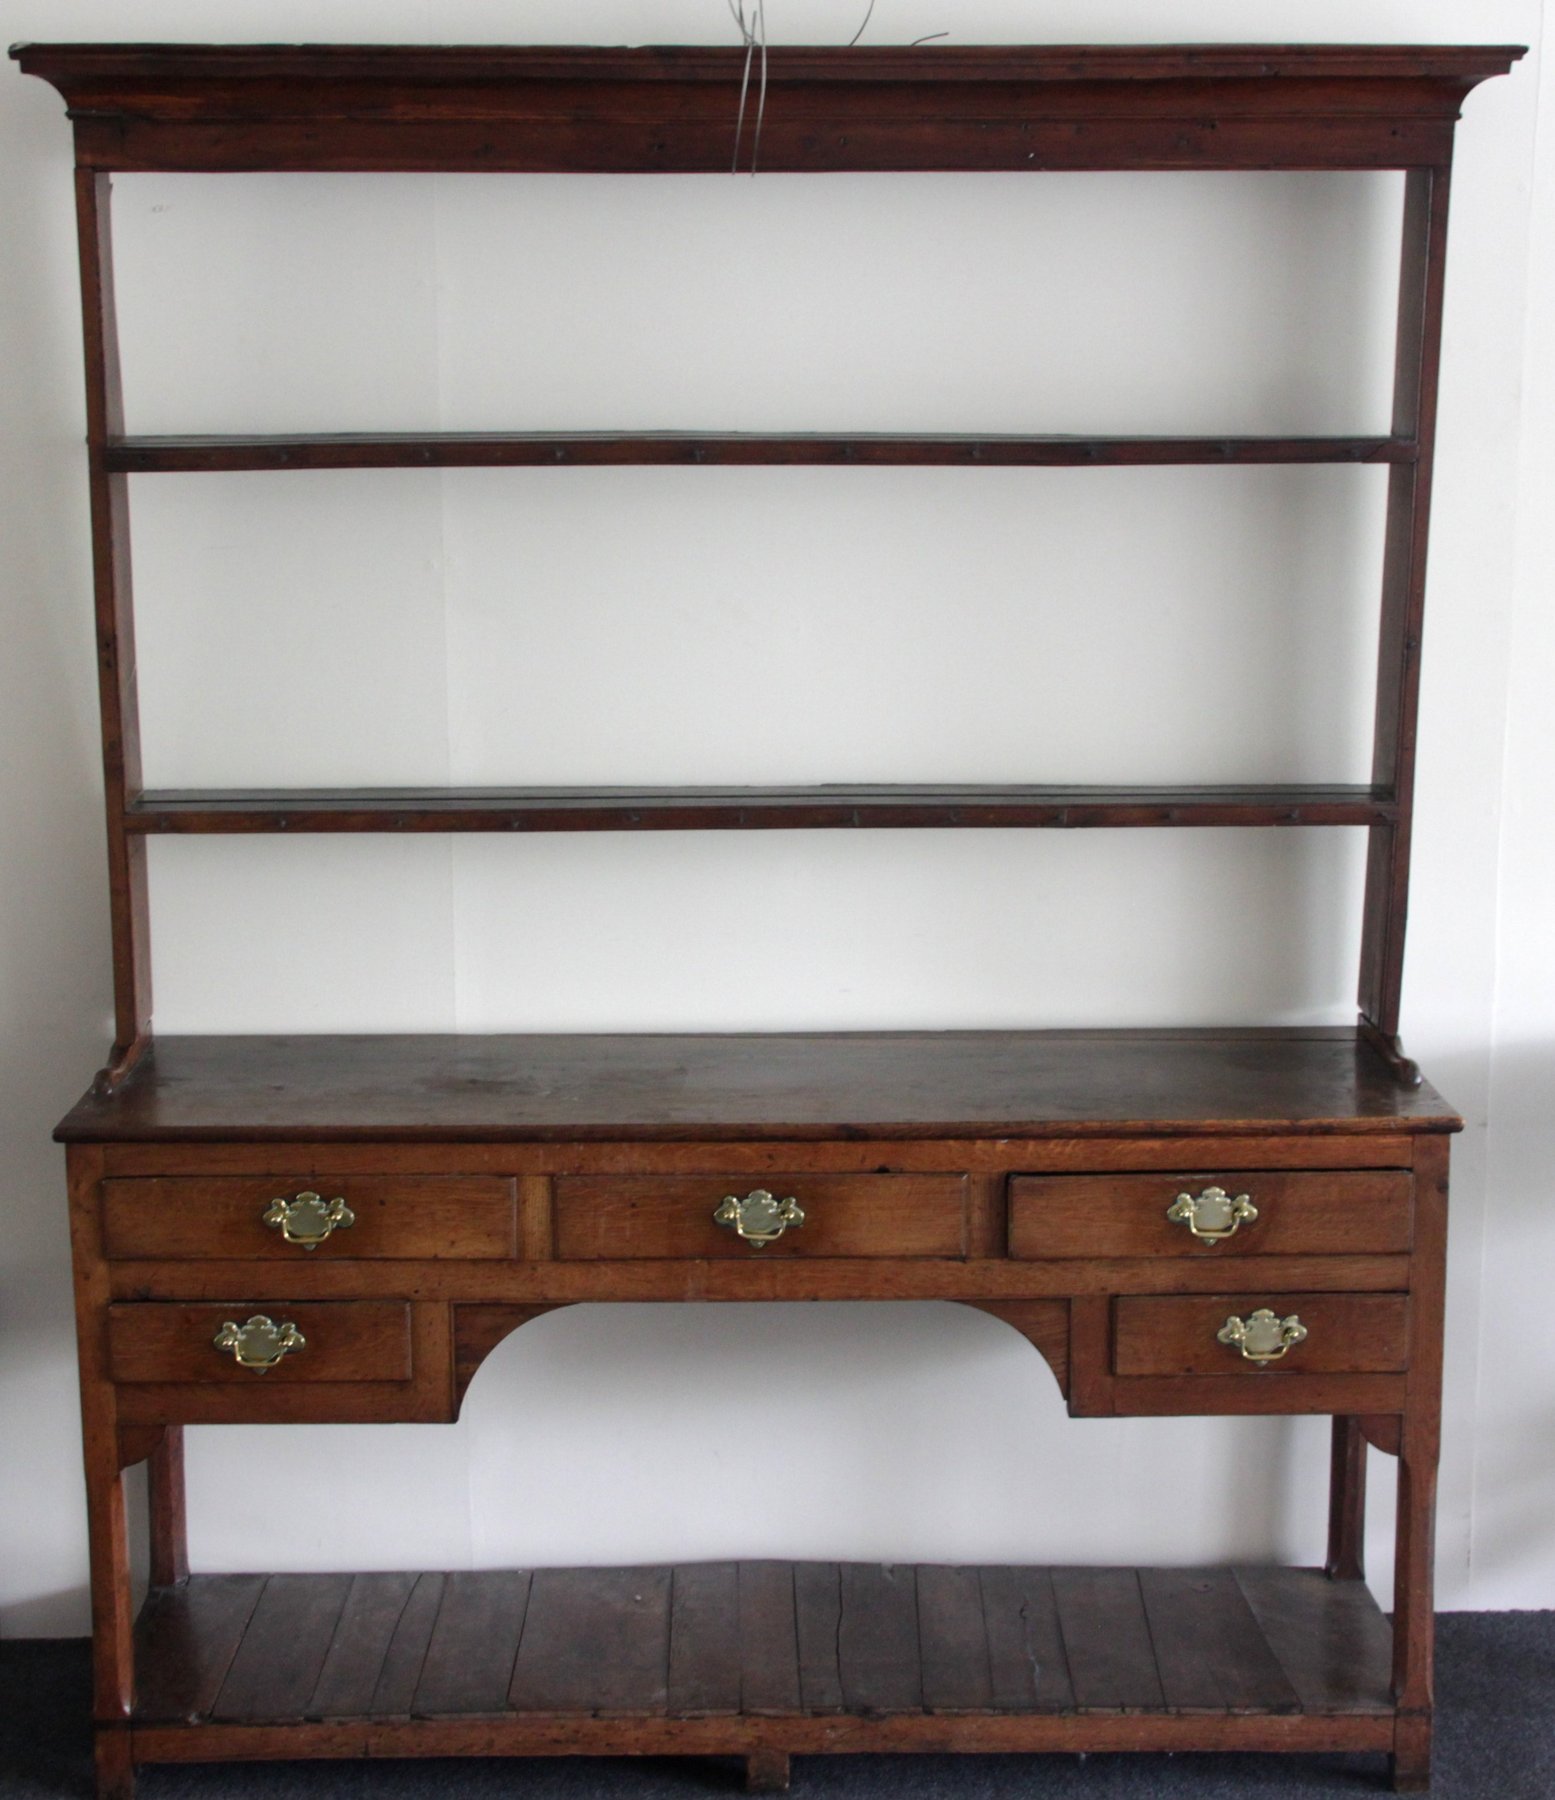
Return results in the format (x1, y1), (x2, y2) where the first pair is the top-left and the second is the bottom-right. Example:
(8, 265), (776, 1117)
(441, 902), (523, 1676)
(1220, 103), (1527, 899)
(305, 1573), (418, 1720)
(738, 1563), (802, 1716)
(211, 1574), (353, 1723)
(793, 1564), (844, 1715)
(837, 1564), (921, 1715)
(1139, 1568), (1301, 1713)
(917, 1566), (992, 1713)
(667, 1563), (740, 1717)
(56, 1029), (1461, 1145)
(509, 1568), (670, 1716)
(100, 432), (1417, 474)
(133, 1576), (267, 1723)
(1050, 1569), (1165, 1712)
(978, 1566), (1074, 1712)
(414, 1570), (531, 1716)
(125, 783), (1393, 837)
(1235, 1568), (1393, 1714)
(369, 1573), (445, 1718)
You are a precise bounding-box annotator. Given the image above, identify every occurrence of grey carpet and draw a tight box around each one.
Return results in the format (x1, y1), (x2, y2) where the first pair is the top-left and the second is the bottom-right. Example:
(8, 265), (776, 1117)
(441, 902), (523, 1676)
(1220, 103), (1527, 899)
(3, 1613), (1551, 1799)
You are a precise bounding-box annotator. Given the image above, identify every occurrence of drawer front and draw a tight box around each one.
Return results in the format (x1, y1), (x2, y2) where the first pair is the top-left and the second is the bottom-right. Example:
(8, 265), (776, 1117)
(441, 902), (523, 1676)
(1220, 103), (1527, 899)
(101, 1176), (517, 1260)
(554, 1173), (968, 1259)
(107, 1302), (413, 1384)
(1009, 1170), (1412, 1259)
(1113, 1293), (1410, 1377)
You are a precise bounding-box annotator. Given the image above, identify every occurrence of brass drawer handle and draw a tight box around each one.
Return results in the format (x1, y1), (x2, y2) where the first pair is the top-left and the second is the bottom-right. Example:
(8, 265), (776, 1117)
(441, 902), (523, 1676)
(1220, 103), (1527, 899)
(1217, 1308), (1307, 1364)
(1167, 1185), (1257, 1242)
(214, 1314), (306, 1371)
(713, 1188), (805, 1248)
(263, 1190), (355, 1249)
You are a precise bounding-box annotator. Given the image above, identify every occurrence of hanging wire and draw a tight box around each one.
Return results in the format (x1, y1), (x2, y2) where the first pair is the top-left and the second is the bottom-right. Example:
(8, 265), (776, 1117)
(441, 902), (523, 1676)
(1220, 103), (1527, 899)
(727, 2), (944, 174)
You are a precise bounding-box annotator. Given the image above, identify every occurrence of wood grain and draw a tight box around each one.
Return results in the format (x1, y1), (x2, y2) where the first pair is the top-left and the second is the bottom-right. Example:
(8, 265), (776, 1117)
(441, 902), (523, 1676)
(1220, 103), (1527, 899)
(1112, 1293), (1410, 1378)
(102, 1175), (517, 1260)
(56, 1031), (1460, 1144)
(1009, 1170), (1413, 1259)
(107, 1301), (412, 1384)
(555, 1173), (967, 1259)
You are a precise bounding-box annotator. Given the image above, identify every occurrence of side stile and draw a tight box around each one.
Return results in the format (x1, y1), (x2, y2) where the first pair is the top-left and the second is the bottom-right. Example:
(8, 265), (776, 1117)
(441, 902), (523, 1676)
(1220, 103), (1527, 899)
(73, 168), (151, 1089)
(1359, 165), (1454, 1057)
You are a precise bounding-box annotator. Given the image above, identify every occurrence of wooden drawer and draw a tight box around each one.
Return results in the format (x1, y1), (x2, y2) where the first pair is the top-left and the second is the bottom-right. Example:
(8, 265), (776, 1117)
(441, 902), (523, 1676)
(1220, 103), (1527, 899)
(107, 1302), (413, 1384)
(1113, 1293), (1410, 1377)
(100, 1176), (517, 1260)
(1009, 1171), (1411, 1259)
(554, 1173), (968, 1259)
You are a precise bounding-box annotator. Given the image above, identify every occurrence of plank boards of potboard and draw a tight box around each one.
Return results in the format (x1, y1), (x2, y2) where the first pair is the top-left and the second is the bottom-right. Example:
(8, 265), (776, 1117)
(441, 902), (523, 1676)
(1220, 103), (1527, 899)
(132, 1563), (1394, 1725)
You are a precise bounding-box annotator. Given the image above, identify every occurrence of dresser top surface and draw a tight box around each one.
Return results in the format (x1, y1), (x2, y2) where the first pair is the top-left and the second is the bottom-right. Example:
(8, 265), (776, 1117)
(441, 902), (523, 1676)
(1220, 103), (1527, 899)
(56, 1029), (1457, 1144)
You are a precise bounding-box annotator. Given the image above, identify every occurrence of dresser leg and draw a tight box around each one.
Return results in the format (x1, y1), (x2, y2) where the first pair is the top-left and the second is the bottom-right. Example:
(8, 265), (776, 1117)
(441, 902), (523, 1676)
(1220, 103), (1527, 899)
(1391, 1710), (1432, 1791)
(147, 1425), (189, 1587)
(94, 1727), (135, 1800)
(1326, 1415), (1368, 1580)
(745, 1749), (791, 1792)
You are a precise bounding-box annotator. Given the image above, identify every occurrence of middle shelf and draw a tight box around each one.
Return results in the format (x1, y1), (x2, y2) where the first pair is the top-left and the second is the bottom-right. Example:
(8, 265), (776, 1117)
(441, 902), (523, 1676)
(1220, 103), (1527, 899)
(126, 783), (1396, 834)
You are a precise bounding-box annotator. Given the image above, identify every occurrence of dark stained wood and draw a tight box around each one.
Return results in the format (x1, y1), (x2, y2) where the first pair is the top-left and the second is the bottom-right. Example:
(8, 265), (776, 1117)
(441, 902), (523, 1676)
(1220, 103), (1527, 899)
(917, 1565), (992, 1712)
(1359, 166), (1453, 1050)
(837, 1565), (920, 1715)
(1138, 1568), (1300, 1713)
(738, 1564), (802, 1716)
(101, 1175), (517, 1260)
(1360, 1413), (1403, 1456)
(13, 44), (1522, 177)
(211, 1574), (353, 1723)
(73, 170), (149, 1090)
(1236, 1568), (1394, 1715)
(129, 1565), (1400, 1734)
(416, 1570), (532, 1716)
(1113, 1292), (1409, 1378)
(979, 1566), (1074, 1711)
(1050, 1569), (1166, 1711)
(1009, 1170), (1413, 1260)
(368, 1572), (445, 1718)
(306, 1573), (419, 1720)
(509, 1567), (670, 1716)
(56, 1030), (1461, 1144)
(792, 1564), (845, 1715)
(107, 1301), (412, 1384)
(133, 1577), (266, 1723)
(146, 1424), (187, 1587)
(555, 1173), (967, 1260)
(667, 1563), (741, 1717)
(101, 432), (1415, 473)
(1327, 1416), (1369, 1580)
(125, 784), (1395, 836)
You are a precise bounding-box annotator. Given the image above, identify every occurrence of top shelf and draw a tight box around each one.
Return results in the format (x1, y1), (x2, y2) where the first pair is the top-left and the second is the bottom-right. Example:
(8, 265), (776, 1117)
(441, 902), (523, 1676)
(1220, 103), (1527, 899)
(13, 42), (1524, 174)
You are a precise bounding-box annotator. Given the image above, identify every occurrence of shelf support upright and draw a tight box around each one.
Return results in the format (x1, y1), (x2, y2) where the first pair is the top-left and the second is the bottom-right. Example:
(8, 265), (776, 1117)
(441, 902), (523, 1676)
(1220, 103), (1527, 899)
(74, 168), (152, 1092)
(1358, 164), (1454, 1088)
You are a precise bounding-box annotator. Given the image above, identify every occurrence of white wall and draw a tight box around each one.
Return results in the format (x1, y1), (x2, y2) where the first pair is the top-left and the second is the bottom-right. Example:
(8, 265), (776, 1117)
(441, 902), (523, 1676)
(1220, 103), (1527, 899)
(1, 0), (1549, 1633)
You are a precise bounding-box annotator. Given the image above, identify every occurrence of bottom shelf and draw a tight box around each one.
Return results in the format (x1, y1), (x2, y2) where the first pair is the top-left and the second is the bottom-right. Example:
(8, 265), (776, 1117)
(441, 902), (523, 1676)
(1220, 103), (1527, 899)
(131, 1562), (1396, 1755)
